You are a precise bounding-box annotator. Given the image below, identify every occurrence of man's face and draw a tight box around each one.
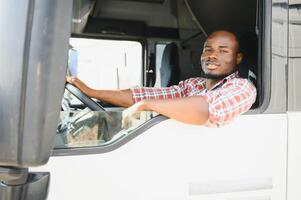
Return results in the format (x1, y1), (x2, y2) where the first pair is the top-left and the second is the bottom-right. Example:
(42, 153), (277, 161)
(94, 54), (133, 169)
(200, 31), (242, 80)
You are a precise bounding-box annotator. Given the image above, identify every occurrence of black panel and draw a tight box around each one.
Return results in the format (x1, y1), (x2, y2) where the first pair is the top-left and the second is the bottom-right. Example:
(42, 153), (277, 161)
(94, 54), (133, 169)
(118, 0), (165, 3)
(84, 17), (146, 36)
(145, 27), (179, 39)
(187, 0), (257, 34)
(84, 17), (179, 38)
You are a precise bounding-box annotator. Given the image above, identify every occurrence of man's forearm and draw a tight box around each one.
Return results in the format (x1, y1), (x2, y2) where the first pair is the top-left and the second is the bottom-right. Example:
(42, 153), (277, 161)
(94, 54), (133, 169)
(141, 96), (209, 125)
(89, 89), (134, 107)
(66, 77), (134, 107)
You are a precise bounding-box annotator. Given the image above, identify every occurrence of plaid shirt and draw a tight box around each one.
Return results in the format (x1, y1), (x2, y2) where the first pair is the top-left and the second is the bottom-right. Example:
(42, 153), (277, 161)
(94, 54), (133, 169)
(131, 71), (257, 127)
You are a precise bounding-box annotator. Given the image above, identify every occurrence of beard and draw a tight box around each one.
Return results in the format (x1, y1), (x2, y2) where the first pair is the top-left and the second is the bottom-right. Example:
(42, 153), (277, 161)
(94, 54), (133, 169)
(203, 67), (237, 80)
(203, 72), (230, 80)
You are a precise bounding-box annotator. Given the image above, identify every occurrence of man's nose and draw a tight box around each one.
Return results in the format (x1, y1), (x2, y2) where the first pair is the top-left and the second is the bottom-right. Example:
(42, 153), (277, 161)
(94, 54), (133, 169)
(201, 50), (218, 61)
(208, 50), (218, 59)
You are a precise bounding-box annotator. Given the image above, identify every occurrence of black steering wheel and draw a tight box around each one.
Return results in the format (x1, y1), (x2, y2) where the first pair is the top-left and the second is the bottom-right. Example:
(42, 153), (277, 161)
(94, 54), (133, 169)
(65, 83), (106, 111)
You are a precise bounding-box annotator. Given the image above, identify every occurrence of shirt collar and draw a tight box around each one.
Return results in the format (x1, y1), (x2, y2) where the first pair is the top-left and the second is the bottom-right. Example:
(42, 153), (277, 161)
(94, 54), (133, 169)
(208, 71), (240, 91)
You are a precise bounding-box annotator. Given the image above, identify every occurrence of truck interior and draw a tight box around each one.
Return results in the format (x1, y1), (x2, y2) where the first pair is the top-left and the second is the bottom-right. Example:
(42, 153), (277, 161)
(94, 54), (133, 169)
(56, 0), (263, 150)
(68, 0), (261, 106)
(3, 1), (301, 199)
(5, 1), (301, 199)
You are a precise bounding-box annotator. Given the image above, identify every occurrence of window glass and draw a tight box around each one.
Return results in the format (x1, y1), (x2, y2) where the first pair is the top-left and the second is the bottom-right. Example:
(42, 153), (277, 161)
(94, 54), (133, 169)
(69, 38), (143, 90)
(55, 38), (151, 149)
(154, 43), (167, 87)
(56, 109), (155, 149)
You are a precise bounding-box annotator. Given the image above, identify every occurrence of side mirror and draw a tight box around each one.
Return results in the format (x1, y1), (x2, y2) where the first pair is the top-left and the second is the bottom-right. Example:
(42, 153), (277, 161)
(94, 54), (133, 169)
(0, 0), (72, 168)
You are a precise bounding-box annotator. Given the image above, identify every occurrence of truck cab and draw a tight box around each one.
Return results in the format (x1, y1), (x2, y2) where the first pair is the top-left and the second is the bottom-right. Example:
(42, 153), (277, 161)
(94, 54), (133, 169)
(0, 0), (301, 199)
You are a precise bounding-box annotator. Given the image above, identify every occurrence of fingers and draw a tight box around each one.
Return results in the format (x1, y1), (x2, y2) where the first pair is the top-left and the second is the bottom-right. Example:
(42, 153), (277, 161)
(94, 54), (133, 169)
(121, 114), (131, 129)
(66, 76), (77, 84)
(66, 76), (92, 97)
(122, 104), (142, 129)
(122, 113), (140, 129)
(66, 76), (83, 89)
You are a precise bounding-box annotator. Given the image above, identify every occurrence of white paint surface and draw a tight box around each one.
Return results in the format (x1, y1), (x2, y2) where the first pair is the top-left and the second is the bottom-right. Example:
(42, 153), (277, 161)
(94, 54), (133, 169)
(33, 114), (287, 200)
(287, 112), (301, 200)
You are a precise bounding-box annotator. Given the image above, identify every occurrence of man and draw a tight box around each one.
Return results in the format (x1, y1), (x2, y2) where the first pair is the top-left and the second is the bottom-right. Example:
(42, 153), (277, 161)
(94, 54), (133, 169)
(67, 30), (257, 127)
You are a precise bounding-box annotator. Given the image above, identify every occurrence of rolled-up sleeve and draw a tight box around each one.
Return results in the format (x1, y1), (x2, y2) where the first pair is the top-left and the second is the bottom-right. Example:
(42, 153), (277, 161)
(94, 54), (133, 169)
(203, 79), (257, 127)
(130, 79), (194, 103)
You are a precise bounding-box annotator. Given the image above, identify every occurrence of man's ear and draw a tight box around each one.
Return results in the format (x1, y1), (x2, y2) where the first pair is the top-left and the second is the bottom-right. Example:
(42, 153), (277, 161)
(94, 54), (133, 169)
(236, 53), (243, 65)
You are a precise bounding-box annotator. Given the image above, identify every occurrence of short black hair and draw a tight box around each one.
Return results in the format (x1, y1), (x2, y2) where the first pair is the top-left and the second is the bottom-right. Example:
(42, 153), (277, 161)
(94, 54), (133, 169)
(208, 29), (242, 53)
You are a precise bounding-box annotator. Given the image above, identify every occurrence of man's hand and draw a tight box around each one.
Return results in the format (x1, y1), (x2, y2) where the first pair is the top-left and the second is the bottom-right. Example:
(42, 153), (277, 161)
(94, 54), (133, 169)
(66, 76), (92, 96)
(122, 101), (146, 129)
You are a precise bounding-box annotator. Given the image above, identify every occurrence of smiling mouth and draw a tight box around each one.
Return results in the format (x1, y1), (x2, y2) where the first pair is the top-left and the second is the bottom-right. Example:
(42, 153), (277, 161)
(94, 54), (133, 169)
(205, 62), (220, 70)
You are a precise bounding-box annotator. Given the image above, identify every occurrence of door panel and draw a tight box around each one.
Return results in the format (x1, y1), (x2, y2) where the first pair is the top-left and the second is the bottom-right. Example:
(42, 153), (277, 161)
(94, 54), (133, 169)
(287, 3), (301, 199)
(34, 114), (287, 200)
(287, 112), (301, 200)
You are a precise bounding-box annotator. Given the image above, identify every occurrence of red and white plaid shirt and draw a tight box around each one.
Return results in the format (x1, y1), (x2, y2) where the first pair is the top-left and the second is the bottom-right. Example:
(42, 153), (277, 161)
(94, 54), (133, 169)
(131, 71), (257, 127)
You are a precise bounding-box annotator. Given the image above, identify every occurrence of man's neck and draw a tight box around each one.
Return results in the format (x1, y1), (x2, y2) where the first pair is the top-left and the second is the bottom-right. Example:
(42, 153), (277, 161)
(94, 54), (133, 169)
(205, 79), (222, 91)
(204, 70), (238, 90)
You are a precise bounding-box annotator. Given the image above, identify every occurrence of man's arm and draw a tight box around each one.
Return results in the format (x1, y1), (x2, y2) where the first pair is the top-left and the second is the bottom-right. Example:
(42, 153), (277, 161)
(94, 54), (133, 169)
(67, 76), (209, 125)
(66, 76), (134, 107)
(132, 96), (209, 125)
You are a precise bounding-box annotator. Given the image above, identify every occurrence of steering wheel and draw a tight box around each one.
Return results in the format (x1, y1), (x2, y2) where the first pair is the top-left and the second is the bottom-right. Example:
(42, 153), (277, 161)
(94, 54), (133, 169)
(65, 83), (106, 111)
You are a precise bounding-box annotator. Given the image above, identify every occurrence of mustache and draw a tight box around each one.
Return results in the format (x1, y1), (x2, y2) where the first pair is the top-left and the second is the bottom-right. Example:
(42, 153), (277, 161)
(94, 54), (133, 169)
(199, 60), (220, 67)
(204, 60), (220, 66)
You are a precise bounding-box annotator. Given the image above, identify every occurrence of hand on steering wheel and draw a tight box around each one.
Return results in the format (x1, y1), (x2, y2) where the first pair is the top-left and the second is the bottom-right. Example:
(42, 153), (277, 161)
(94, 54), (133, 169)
(65, 77), (106, 111)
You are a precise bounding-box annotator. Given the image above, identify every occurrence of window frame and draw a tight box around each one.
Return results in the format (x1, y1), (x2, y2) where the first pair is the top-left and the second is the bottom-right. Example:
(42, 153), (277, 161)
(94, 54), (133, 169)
(52, 0), (274, 156)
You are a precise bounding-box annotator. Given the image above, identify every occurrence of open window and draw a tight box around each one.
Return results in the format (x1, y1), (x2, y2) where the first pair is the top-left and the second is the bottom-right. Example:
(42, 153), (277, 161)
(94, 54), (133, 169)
(56, 37), (149, 149)
(65, 37), (143, 109)
(53, 0), (269, 155)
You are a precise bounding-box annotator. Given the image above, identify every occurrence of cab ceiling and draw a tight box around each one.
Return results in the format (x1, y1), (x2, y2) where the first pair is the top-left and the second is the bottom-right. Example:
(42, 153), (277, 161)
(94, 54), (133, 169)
(75, 0), (258, 37)
(186, 0), (258, 34)
(91, 0), (178, 28)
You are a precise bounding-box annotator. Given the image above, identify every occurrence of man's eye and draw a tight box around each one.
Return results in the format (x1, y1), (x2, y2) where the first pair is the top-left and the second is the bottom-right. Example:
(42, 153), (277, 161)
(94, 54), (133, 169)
(204, 48), (212, 52)
(220, 49), (228, 53)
